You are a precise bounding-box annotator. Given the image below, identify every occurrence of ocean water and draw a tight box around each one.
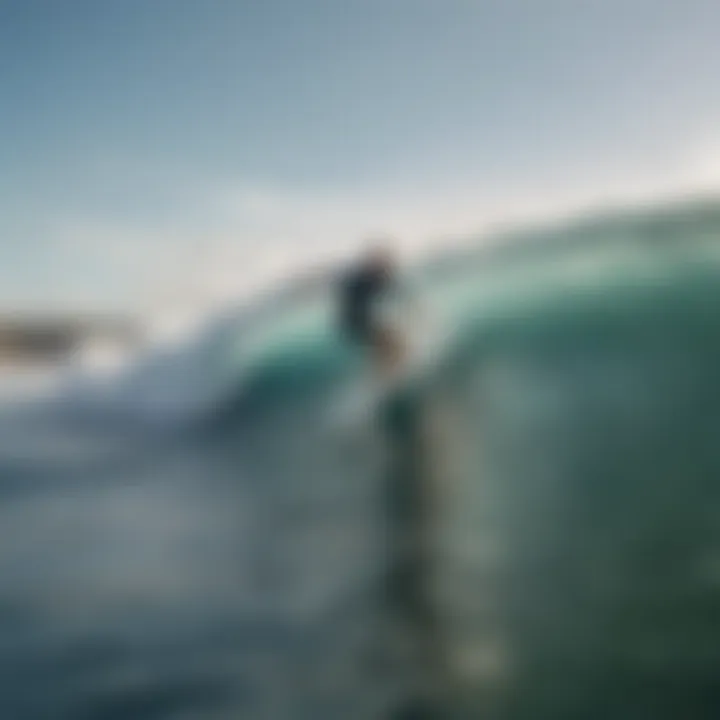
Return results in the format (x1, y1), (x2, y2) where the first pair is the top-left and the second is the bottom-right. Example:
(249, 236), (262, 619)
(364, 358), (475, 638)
(2, 200), (720, 719)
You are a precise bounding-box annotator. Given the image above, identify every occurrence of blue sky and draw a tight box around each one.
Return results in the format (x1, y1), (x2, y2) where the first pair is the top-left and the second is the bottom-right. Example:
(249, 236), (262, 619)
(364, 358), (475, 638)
(3, 0), (720, 316)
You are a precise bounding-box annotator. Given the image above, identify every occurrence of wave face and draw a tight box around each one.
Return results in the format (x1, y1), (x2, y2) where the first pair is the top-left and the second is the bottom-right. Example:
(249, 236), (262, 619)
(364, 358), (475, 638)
(2, 199), (720, 718)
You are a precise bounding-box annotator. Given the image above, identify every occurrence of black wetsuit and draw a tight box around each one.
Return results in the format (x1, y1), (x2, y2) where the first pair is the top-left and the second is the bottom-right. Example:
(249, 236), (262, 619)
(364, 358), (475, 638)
(338, 264), (390, 344)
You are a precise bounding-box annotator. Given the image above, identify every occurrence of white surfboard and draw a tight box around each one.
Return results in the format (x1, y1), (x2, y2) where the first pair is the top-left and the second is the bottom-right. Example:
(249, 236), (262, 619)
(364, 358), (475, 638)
(327, 297), (451, 430)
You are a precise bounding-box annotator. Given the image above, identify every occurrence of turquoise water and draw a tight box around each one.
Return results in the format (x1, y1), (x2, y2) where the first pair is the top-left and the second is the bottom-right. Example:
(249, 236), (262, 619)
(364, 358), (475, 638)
(2, 200), (720, 718)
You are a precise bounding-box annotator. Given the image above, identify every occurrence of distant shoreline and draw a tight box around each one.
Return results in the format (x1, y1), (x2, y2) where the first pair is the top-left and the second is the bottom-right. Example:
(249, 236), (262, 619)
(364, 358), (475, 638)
(0, 314), (141, 367)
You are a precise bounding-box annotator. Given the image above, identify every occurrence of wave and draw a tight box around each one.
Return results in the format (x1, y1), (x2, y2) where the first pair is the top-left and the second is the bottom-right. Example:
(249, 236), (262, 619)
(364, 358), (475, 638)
(2, 196), (720, 718)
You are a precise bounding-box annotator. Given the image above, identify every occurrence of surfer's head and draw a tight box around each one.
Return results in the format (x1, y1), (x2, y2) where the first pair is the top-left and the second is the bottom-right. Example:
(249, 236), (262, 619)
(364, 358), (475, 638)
(364, 240), (396, 278)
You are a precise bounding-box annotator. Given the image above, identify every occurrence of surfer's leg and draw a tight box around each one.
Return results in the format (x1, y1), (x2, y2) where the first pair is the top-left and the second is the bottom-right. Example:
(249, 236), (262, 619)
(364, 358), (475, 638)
(373, 325), (407, 378)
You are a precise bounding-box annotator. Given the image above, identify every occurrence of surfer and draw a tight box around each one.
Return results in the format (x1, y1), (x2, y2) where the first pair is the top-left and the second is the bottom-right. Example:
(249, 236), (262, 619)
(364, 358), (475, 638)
(339, 245), (448, 716)
(337, 244), (408, 379)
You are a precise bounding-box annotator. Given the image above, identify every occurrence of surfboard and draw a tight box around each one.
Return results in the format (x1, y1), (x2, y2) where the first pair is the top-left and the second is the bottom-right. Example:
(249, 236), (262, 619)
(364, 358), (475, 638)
(327, 301), (451, 431)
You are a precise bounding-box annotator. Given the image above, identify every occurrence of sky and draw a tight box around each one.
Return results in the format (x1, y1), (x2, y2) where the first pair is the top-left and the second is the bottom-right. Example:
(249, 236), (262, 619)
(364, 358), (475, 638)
(3, 0), (720, 319)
